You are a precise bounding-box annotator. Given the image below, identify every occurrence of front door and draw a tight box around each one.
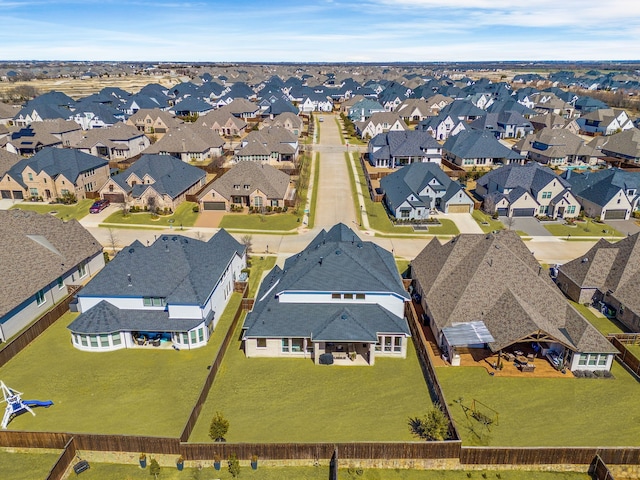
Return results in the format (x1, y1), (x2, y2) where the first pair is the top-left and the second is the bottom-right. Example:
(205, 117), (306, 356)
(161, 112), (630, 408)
(557, 206), (565, 218)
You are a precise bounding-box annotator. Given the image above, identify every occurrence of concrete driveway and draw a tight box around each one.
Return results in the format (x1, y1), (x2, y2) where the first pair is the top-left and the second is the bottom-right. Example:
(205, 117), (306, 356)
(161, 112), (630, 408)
(0, 198), (18, 210)
(499, 216), (553, 236)
(606, 219), (640, 236)
(431, 212), (483, 234)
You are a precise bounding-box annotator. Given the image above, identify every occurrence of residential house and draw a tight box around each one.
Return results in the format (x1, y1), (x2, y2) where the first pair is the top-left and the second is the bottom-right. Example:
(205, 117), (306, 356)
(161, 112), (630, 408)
(0, 147), (109, 201)
(396, 98), (432, 122)
(556, 233), (640, 332)
(299, 92), (333, 112)
(418, 114), (467, 141)
(443, 130), (524, 169)
(98, 154), (206, 210)
(198, 161), (293, 211)
(234, 126), (298, 163)
(520, 92), (575, 118)
(381, 163), (474, 220)
(0, 210), (105, 341)
(126, 109), (184, 139)
(0, 103), (19, 125)
(67, 230), (246, 351)
(262, 112), (303, 136)
(74, 123), (150, 161)
(575, 109), (634, 136)
(590, 128), (640, 165)
(71, 101), (126, 130)
(195, 106), (247, 137)
(476, 162), (581, 218)
(223, 98), (260, 119)
(469, 111), (533, 139)
(368, 130), (442, 168)
(143, 124), (225, 162)
(1, 125), (62, 156)
(529, 113), (569, 132)
(348, 98), (386, 122)
(561, 168), (640, 220)
(13, 91), (75, 126)
(438, 100), (486, 122)
(422, 94), (454, 115)
(411, 231), (617, 371)
(356, 112), (408, 139)
(242, 224), (411, 365)
(513, 128), (602, 167)
(170, 97), (214, 117)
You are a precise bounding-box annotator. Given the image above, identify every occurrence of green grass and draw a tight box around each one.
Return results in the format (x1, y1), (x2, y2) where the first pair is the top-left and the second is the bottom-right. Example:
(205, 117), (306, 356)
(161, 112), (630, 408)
(308, 152), (320, 228)
(423, 219), (460, 235)
(248, 255), (277, 297)
(0, 297), (242, 436)
(335, 117), (345, 144)
(571, 301), (627, 336)
(1, 449), (61, 480)
(189, 325), (432, 442)
(437, 361), (640, 447)
(65, 463), (591, 480)
(10, 199), (93, 221)
(544, 219), (624, 238)
(102, 201), (199, 227)
(219, 212), (300, 231)
(396, 259), (410, 277)
(472, 210), (504, 233)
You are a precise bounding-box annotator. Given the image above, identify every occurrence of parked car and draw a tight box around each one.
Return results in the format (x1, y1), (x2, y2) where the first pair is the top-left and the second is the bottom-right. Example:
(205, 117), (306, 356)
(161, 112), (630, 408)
(89, 199), (110, 213)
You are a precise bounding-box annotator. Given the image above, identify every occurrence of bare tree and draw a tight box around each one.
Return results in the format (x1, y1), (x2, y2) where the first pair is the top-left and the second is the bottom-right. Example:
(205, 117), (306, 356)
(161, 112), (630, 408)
(240, 234), (253, 254)
(505, 215), (516, 231)
(194, 230), (206, 242)
(106, 228), (119, 256)
(147, 195), (158, 217)
(120, 201), (130, 218)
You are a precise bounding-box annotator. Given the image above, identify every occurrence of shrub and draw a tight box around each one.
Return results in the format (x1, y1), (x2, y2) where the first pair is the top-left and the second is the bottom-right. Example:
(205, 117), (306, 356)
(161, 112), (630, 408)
(192, 205), (199, 213)
(209, 411), (229, 442)
(228, 453), (240, 478)
(408, 404), (450, 441)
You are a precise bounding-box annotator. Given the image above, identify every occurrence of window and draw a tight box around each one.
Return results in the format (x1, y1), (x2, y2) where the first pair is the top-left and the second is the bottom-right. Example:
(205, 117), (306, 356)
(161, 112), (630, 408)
(567, 205), (576, 214)
(375, 337), (382, 352)
(384, 337), (392, 352)
(598, 355), (607, 366)
(143, 297), (166, 307)
(233, 184), (240, 190)
(343, 293), (353, 300)
(578, 354), (587, 366)
(81, 336), (88, 347)
(28, 173), (33, 181)
(542, 191), (552, 199)
(256, 338), (267, 349)
(190, 330), (197, 344)
(271, 200), (279, 207)
(198, 328), (204, 343)
(61, 189), (69, 196)
(78, 261), (87, 278)
(30, 187), (38, 196)
(35, 289), (46, 306)
(243, 184), (250, 190)
(90, 336), (99, 348)
(331, 293), (341, 299)
(281, 338), (290, 353)
(587, 355), (597, 366)
(111, 333), (122, 346)
(57, 277), (64, 289)
(100, 335), (110, 347)
(539, 206), (547, 214)
(254, 196), (263, 207)
(355, 293), (365, 300)
(401, 210), (410, 218)
(291, 338), (303, 352)
(394, 337), (402, 352)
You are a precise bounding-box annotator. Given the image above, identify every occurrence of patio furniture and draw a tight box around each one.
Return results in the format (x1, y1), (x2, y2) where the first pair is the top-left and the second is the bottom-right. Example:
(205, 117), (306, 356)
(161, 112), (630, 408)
(152, 338), (161, 347)
(516, 355), (528, 365)
(135, 337), (146, 346)
(505, 352), (515, 362)
(527, 353), (535, 362)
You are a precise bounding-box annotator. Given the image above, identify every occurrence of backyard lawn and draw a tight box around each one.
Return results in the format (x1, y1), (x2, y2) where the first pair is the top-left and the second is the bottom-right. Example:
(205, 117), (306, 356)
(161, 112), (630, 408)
(472, 210), (504, 234)
(544, 219), (624, 238)
(0, 295), (242, 436)
(101, 201), (199, 227)
(189, 325), (433, 443)
(65, 463), (591, 480)
(219, 212), (300, 231)
(437, 361), (640, 447)
(571, 301), (627, 336)
(1, 449), (61, 480)
(10, 199), (93, 221)
(248, 255), (277, 297)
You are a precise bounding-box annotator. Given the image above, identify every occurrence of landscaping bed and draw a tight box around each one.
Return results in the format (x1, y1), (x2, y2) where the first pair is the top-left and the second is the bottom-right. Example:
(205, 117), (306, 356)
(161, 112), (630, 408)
(544, 219), (624, 237)
(101, 201), (199, 227)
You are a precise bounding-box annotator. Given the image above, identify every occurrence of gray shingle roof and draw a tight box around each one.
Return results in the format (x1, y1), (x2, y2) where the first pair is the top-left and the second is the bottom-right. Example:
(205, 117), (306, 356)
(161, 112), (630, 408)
(476, 162), (569, 195)
(411, 231), (616, 354)
(0, 210), (102, 318)
(78, 229), (244, 306)
(200, 161), (290, 201)
(111, 154), (205, 200)
(444, 130), (523, 160)
(243, 223), (410, 340)
(563, 168), (640, 207)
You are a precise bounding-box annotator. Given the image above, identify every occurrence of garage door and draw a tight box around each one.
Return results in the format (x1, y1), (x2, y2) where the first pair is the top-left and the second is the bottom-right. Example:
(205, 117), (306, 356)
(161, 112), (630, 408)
(12, 190), (23, 200)
(447, 204), (471, 213)
(512, 208), (535, 217)
(103, 193), (125, 203)
(497, 208), (508, 216)
(203, 201), (226, 211)
(1, 190), (11, 199)
(604, 209), (627, 220)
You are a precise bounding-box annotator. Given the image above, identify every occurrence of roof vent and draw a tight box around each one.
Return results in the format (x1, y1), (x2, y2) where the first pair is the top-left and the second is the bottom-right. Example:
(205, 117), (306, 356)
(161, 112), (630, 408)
(357, 242), (363, 248)
(581, 257), (589, 263)
(162, 236), (168, 241)
(127, 274), (132, 286)
(319, 256), (323, 265)
(341, 314), (348, 320)
(129, 248), (135, 254)
(172, 236), (177, 241)
(335, 249), (341, 255)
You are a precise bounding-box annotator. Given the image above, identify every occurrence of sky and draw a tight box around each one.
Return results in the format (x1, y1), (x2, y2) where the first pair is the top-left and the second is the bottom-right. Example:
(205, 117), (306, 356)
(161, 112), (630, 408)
(0, 0), (639, 62)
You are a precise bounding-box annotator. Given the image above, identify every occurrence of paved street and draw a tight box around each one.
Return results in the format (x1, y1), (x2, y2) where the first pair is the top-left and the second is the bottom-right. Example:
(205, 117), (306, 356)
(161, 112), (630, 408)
(77, 113), (601, 266)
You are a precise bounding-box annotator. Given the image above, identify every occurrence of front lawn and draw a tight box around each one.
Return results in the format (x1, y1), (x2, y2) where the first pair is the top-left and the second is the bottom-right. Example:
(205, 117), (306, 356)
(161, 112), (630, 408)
(248, 255), (277, 297)
(544, 219), (624, 238)
(437, 361), (640, 446)
(219, 212), (300, 231)
(101, 201), (199, 227)
(571, 301), (627, 336)
(1, 449), (61, 480)
(10, 199), (93, 221)
(472, 210), (504, 234)
(68, 463), (591, 480)
(189, 328), (433, 442)
(0, 297), (241, 436)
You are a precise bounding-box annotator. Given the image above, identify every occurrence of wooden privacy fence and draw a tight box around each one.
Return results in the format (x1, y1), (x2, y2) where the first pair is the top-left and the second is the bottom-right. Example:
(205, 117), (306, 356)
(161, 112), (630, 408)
(46, 437), (77, 480)
(179, 284), (249, 443)
(0, 288), (80, 368)
(405, 301), (460, 442)
(460, 447), (640, 465)
(608, 336), (640, 377)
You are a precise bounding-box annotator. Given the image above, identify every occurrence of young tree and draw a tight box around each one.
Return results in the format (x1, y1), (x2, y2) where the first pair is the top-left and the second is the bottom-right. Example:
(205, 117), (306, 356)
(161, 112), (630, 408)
(240, 234), (253, 254)
(106, 228), (119, 256)
(149, 458), (161, 479)
(228, 453), (240, 478)
(408, 404), (450, 441)
(209, 411), (229, 442)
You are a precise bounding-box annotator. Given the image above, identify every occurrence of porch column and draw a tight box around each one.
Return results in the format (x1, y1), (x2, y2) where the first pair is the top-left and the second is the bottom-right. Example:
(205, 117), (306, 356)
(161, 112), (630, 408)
(369, 343), (375, 366)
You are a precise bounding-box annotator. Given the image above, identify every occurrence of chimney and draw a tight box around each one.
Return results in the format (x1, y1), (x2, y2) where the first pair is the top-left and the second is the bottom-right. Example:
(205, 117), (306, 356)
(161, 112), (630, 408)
(127, 274), (132, 287)
(319, 256), (323, 265)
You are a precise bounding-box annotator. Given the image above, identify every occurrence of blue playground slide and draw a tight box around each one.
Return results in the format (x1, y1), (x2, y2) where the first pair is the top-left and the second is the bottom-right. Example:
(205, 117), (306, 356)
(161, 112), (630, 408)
(23, 400), (53, 408)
